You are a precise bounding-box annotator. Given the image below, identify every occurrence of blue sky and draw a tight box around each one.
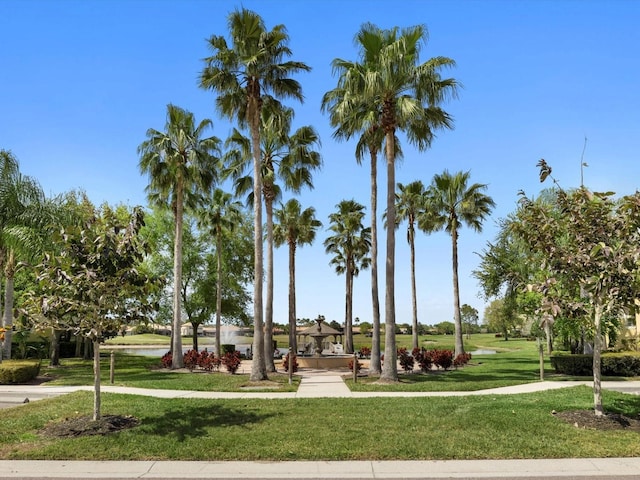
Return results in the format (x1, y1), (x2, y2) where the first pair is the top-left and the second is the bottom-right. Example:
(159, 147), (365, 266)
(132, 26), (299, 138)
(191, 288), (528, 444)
(2, 0), (640, 328)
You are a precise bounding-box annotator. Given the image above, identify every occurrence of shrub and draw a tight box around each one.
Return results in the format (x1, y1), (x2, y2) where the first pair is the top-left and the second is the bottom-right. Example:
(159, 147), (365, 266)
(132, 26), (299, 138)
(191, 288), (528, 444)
(183, 349), (199, 371)
(431, 349), (454, 370)
(454, 352), (472, 368)
(359, 346), (371, 358)
(160, 351), (172, 369)
(414, 347), (433, 372)
(0, 360), (41, 384)
(221, 350), (242, 374)
(397, 347), (414, 373)
(551, 352), (640, 377)
(348, 358), (362, 373)
(221, 344), (236, 355)
(550, 354), (593, 376)
(198, 350), (221, 372)
(282, 353), (298, 373)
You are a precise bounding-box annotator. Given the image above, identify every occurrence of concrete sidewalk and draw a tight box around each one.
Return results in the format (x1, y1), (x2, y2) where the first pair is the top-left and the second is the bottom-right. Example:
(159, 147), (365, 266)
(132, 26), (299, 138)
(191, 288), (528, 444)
(1, 458), (640, 478)
(1, 376), (639, 403)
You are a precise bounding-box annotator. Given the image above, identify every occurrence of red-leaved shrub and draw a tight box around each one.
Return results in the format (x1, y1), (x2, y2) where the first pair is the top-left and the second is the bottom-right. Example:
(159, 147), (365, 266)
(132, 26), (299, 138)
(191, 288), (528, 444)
(282, 353), (298, 373)
(221, 350), (242, 374)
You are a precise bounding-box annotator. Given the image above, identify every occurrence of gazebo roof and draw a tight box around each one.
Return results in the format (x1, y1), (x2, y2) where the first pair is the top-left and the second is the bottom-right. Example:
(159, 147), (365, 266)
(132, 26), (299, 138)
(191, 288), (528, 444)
(298, 321), (342, 336)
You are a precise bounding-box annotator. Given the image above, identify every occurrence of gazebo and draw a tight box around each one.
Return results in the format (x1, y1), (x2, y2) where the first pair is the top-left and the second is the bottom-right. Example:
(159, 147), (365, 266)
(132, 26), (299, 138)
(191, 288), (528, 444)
(296, 320), (343, 356)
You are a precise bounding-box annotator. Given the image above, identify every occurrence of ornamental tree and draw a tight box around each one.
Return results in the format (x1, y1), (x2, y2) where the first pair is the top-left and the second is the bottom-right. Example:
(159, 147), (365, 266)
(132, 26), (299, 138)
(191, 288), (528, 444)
(22, 204), (159, 420)
(512, 160), (640, 416)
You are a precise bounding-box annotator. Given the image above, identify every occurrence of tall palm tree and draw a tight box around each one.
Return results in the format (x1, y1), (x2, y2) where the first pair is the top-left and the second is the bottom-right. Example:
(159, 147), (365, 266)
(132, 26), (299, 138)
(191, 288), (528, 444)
(0, 150), (49, 360)
(199, 188), (244, 357)
(138, 104), (220, 369)
(424, 170), (495, 357)
(322, 71), (385, 375)
(274, 199), (322, 352)
(325, 23), (459, 381)
(225, 106), (321, 371)
(395, 180), (428, 350)
(199, 8), (310, 381)
(324, 200), (371, 354)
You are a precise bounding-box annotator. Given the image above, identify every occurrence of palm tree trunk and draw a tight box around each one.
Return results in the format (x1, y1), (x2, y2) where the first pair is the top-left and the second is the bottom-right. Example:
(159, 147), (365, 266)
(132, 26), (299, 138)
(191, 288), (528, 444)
(345, 265), (353, 354)
(264, 197), (275, 372)
(369, 148), (382, 375)
(409, 227), (418, 350)
(2, 250), (16, 360)
(215, 230), (223, 357)
(288, 241), (297, 353)
(452, 227), (464, 357)
(172, 180), (185, 369)
(381, 132), (397, 382)
(249, 106), (267, 381)
(593, 302), (604, 416)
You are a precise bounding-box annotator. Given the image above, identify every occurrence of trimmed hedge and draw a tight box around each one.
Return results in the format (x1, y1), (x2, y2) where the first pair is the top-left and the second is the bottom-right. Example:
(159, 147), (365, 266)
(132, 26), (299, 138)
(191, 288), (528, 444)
(551, 352), (640, 377)
(0, 360), (41, 384)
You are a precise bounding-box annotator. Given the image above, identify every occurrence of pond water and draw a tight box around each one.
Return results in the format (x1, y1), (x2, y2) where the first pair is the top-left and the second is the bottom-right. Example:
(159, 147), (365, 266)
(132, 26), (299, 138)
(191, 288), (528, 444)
(116, 345), (253, 358)
(469, 349), (497, 355)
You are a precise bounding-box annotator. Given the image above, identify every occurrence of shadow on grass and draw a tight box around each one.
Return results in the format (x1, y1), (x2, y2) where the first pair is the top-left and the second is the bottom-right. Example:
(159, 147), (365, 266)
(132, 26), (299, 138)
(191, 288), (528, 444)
(142, 403), (275, 441)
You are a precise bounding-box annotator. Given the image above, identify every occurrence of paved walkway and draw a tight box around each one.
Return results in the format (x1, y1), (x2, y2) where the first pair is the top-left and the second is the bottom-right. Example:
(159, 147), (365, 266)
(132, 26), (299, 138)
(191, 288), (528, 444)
(2, 373), (639, 404)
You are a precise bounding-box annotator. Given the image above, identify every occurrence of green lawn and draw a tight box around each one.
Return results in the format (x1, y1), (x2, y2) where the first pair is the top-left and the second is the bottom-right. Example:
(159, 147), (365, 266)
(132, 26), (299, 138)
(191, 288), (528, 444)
(1, 387), (639, 460)
(41, 354), (297, 392)
(3, 333), (640, 460)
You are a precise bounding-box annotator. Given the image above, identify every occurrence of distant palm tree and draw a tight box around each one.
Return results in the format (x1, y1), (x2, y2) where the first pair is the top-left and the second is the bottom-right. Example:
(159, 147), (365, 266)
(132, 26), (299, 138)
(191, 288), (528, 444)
(225, 106), (321, 371)
(274, 199), (322, 352)
(0, 150), (49, 360)
(395, 181), (428, 350)
(424, 170), (495, 357)
(199, 188), (244, 357)
(138, 105), (220, 368)
(325, 23), (458, 381)
(199, 8), (310, 381)
(324, 200), (371, 354)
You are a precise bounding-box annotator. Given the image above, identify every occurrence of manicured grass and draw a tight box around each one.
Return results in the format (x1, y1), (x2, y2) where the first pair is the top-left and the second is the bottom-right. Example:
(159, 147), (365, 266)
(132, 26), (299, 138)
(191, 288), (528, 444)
(349, 349), (550, 391)
(42, 354), (298, 392)
(1, 387), (639, 460)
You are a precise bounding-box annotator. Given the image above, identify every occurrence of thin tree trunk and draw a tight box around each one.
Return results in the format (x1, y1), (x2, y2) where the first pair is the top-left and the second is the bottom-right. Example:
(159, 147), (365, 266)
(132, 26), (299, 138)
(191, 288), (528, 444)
(192, 323), (198, 352)
(452, 227), (464, 357)
(50, 328), (62, 366)
(172, 179), (185, 369)
(409, 226), (418, 350)
(288, 242), (297, 353)
(369, 148), (381, 375)
(593, 303), (604, 417)
(93, 336), (101, 421)
(264, 197), (275, 372)
(249, 108), (267, 381)
(215, 230), (223, 357)
(381, 132), (397, 382)
(2, 250), (15, 360)
(345, 266), (353, 354)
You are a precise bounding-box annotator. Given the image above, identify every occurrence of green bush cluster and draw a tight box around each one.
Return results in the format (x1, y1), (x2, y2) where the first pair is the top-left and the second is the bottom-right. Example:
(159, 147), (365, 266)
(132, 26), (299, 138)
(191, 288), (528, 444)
(551, 352), (640, 376)
(0, 360), (41, 384)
